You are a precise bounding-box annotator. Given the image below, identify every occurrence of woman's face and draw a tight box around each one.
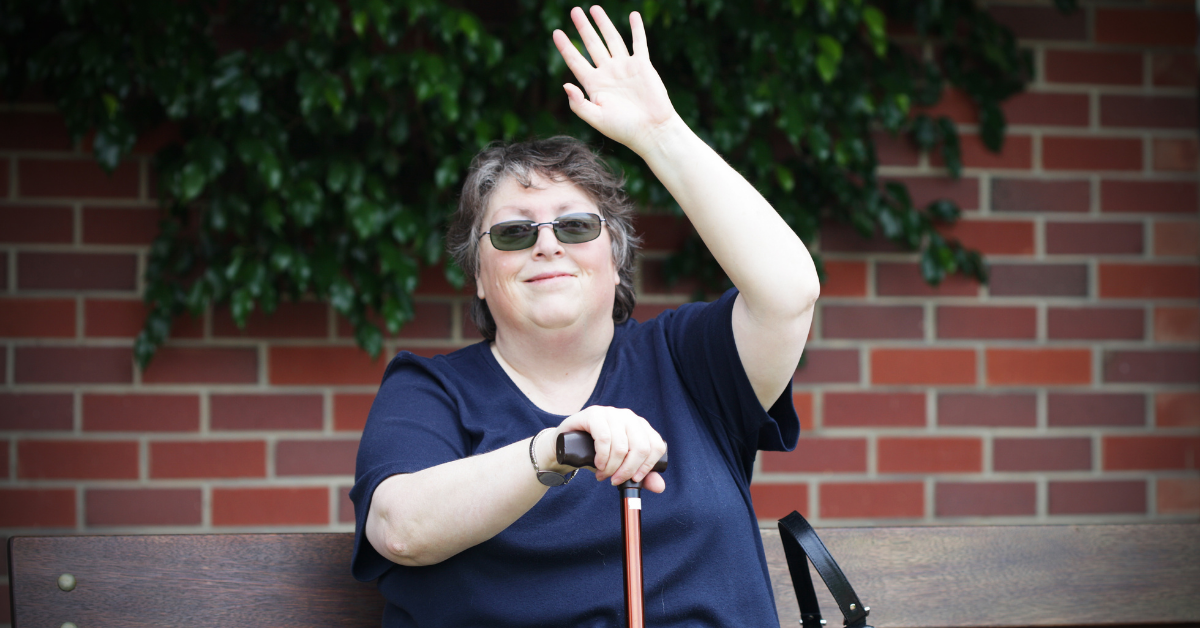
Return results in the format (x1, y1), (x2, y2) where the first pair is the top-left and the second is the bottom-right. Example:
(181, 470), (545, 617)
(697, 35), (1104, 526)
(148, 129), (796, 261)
(476, 172), (619, 338)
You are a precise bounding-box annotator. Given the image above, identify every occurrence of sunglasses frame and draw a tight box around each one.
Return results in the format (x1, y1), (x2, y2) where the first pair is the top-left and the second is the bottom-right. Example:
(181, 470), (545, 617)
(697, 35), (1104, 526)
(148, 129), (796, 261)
(480, 212), (607, 251)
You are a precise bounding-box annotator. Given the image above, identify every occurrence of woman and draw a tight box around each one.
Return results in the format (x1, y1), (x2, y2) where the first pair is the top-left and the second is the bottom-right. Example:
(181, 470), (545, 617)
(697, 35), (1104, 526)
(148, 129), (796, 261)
(351, 7), (819, 626)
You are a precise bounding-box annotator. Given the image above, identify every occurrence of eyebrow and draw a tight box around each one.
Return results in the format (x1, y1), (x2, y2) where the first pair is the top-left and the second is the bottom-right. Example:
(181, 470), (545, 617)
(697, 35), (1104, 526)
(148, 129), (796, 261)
(489, 202), (587, 222)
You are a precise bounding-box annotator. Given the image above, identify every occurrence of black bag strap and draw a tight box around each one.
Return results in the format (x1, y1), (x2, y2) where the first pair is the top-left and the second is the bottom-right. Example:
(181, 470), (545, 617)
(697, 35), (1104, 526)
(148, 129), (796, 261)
(778, 511), (872, 628)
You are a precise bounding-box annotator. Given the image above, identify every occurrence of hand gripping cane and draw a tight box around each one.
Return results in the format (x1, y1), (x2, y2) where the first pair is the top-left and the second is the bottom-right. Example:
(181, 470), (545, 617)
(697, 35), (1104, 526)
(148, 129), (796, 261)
(557, 431), (668, 628)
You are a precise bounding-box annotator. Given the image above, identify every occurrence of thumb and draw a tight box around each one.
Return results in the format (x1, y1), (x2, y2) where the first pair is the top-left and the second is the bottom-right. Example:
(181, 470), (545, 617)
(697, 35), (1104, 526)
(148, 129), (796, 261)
(563, 83), (602, 127)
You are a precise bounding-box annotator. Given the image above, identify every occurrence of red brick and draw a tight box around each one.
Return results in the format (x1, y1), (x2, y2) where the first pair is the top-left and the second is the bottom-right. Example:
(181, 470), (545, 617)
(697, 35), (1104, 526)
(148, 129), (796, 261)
(83, 394), (199, 432)
(1152, 53), (1197, 87)
(394, 345), (458, 359)
(18, 158), (140, 199)
(1102, 96), (1198, 130)
(211, 394), (324, 431)
(335, 393), (376, 432)
(461, 302), (484, 339)
(819, 482), (923, 519)
(339, 485), (356, 523)
(931, 134), (1032, 170)
(1099, 264), (1199, 299)
(989, 5), (1087, 41)
(1003, 92), (1089, 127)
(1049, 480), (1146, 516)
(1157, 478), (1200, 515)
(822, 305), (923, 340)
(82, 207), (161, 245)
(914, 86), (977, 124)
(0, 252), (7, 290)
(823, 392), (925, 428)
(989, 263), (1089, 297)
(761, 438), (867, 474)
(214, 301), (329, 338)
(794, 392), (814, 432)
(15, 346), (133, 383)
(0, 488), (75, 527)
(0, 112), (74, 150)
(0, 298), (76, 337)
(632, 303), (675, 323)
(821, 261), (867, 297)
(1105, 436), (1200, 471)
(414, 263), (468, 297)
(634, 213), (692, 251)
(1095, 8), (1197, 47)
(937, 306), (1035, 340)
(992, 178), (1090, 213)
(987, 349), (1091, 385)
(936, 482), (1036, 518)
(1046, 222), (1142, 256)
(85, 298), (205, 339)
(17, 251), (138, 291)
(793, 349), (860, 385)
(275, 439), (359, 476)
(1105, 350), (1200, 384)
(336, 301), (453, 340)
(1156, 306), (1200, 342)
(1154, 221), (1200, 258)
(1157, 392), (1200, 428)
(886, 176), (980, 210)
(876, 262), (980, 297)
(994, 437), (1091, 472)
(142, 347), (258, 384)
(1045, 50), (1142, 86)
(871, 349), (976, 385)
(86, 488), (202, 526)
(878, 437), (982, 474)
(819, 223), (904, 254)
(1153, 138), (1199, 172)
(937, 219), (1034, 255)
(269, 346), (387, 385)
(212, 487), (329, 526)
(749, 484), (810, 520)
(0, 393), (73, 430)
(150, 441), (266, 478)
(937, 393), (1036, 428)
(0, 206), (73, 243)
(640, 259), (707, 296)
(873, 131), (920, 166)
(1043, 137), (1143, 172)
(18, 440), (138, 479)
(1102, 180), (1198, 214)
(1049, 393), (1146, 428)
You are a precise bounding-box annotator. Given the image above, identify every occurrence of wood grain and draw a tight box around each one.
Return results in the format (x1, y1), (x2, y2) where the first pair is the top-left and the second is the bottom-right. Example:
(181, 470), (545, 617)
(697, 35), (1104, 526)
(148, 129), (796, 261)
(8, 524), (1199, 627)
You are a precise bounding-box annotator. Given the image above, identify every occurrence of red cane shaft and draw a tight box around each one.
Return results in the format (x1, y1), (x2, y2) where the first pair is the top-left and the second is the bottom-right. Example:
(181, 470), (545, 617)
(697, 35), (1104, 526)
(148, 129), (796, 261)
(621, 487), (645, 628)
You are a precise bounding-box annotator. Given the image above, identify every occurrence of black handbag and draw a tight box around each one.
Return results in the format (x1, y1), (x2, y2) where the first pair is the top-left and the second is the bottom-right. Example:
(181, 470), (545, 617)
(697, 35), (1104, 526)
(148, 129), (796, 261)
(778, 511), (874, 628)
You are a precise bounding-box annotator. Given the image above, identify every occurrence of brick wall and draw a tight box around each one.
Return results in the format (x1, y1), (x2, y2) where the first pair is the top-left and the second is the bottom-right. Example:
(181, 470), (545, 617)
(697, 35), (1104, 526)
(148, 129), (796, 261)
(1, 0), (1197, 622)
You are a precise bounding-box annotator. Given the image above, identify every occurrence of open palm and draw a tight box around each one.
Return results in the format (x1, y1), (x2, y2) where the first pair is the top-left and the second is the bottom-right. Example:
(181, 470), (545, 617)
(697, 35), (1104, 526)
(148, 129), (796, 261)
(552, 7), (679, 154)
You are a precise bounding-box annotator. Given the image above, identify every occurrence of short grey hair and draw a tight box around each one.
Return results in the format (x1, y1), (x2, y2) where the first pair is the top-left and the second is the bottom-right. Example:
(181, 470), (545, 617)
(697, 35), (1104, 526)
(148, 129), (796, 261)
(446, 136), (641, 341)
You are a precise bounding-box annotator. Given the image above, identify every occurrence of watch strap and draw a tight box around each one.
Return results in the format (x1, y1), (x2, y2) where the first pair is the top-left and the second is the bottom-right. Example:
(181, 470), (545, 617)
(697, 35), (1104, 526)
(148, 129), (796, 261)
(530, 429), (577, 487)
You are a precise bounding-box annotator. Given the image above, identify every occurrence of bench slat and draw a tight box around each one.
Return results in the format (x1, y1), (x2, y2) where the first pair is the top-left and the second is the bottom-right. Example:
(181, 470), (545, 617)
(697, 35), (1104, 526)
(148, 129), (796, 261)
(9, 524), (1199, 627)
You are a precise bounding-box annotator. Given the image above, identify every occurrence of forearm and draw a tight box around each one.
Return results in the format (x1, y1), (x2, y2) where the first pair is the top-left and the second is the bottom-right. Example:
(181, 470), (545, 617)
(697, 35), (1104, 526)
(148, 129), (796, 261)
(636, 118), (820, 316)
(366, 430), (569, 566)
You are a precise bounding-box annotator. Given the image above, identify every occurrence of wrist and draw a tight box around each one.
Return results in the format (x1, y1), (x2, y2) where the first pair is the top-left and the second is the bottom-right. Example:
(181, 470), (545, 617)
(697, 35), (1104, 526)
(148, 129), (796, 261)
(534, 428), (574, 475)
(634, 114), (700, 167)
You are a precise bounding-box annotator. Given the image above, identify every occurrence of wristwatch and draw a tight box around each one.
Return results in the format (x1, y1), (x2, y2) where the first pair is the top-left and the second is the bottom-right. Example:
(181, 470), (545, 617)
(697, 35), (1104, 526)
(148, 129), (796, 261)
(529, 429), (578, 487)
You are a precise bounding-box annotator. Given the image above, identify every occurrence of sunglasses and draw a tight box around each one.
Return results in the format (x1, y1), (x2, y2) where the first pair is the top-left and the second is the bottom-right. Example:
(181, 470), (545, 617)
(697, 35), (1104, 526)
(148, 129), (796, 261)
(480, 212), (607, 251)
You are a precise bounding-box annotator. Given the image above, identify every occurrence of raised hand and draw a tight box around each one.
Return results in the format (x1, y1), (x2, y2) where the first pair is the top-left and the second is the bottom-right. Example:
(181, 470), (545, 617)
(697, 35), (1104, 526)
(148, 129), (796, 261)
(552, 6), (680, 155)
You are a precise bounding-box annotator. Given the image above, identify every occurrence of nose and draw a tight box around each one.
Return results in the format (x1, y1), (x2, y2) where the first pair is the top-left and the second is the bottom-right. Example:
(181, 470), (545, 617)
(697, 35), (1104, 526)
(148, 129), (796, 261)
(530, 223), (564, 257)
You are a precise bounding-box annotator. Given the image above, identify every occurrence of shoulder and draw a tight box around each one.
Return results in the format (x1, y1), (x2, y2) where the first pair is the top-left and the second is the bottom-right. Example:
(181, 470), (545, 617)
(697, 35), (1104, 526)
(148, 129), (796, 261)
(379, 342), (493, 392)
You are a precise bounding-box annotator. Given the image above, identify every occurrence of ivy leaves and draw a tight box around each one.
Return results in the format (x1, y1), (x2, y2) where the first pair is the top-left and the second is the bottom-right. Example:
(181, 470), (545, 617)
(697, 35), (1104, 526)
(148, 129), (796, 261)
(0, 0), (1051, 365)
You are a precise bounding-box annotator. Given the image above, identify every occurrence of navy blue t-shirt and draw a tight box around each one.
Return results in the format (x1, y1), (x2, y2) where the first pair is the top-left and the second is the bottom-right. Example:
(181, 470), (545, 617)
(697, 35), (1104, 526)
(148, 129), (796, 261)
(351, 288), (800, 627)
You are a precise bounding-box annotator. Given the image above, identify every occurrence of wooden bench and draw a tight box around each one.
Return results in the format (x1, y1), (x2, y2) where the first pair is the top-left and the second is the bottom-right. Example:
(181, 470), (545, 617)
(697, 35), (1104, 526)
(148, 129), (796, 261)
(8, 524), (1199, 627)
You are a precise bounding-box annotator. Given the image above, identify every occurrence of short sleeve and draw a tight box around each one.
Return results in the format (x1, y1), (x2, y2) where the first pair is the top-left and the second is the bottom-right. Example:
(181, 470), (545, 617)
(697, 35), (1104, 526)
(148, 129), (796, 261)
(348, 353), (469, 582)
(659, 288), (799, 472)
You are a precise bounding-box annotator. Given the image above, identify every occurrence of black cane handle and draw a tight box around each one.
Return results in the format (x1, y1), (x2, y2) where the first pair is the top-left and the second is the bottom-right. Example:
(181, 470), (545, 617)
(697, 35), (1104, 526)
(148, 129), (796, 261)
(556, 431), (668, 472)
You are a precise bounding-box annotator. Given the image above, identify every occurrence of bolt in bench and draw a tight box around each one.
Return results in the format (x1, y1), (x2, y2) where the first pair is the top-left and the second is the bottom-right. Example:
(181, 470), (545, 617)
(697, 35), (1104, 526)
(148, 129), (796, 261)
(8, 523), (1199, 627)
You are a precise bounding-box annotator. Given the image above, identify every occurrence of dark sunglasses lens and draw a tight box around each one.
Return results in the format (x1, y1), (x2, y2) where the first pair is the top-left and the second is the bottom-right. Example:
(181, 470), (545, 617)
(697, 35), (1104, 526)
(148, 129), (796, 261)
(490, 222), (538, 251)
(554, 214), (602, 243)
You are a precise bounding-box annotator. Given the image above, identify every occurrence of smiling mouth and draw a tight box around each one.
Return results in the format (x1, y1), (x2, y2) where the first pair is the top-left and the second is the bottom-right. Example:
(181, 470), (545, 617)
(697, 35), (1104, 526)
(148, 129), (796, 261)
(525, 273), (574, 283)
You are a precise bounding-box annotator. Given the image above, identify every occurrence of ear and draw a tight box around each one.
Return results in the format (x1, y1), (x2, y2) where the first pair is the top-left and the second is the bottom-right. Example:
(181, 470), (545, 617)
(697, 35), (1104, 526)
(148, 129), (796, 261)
(476, 275), (486, 300)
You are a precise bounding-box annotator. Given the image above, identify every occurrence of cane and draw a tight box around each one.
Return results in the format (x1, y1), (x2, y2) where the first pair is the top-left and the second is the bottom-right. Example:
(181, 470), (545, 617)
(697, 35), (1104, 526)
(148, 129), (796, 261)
(557, 431), (668, 628)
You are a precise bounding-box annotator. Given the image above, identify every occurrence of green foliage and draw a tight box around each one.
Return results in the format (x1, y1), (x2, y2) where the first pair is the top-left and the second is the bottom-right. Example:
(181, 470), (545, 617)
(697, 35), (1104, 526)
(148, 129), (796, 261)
(1, 0), (1055, 365)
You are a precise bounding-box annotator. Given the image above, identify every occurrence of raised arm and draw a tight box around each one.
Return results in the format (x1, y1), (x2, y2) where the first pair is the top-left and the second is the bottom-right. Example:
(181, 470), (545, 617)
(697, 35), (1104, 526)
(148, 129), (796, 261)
(553, 7), (820, 409)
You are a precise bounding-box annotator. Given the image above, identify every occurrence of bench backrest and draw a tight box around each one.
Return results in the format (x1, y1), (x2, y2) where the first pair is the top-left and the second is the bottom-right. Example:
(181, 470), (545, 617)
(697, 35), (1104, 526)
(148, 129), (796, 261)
(9, 524), (1199, 627)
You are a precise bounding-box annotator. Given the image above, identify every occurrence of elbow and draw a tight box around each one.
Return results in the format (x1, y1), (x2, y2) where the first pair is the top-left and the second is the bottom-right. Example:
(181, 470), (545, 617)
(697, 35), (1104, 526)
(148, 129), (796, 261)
(379, 524), (448, 567)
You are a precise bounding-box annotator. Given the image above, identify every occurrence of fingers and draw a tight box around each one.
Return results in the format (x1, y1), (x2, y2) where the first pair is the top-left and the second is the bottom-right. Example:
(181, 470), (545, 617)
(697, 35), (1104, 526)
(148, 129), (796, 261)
(552, 29), (595, 82)
(589, 6), (630, 58)
(569, 6), (611, 67)
(560, 406), (665, 487)
(630, 11), (647, 58)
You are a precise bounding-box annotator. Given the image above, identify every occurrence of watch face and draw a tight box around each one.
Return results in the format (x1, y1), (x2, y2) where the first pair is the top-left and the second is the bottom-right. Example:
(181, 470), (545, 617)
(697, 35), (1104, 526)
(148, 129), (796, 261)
(537, 471), (567, 487)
